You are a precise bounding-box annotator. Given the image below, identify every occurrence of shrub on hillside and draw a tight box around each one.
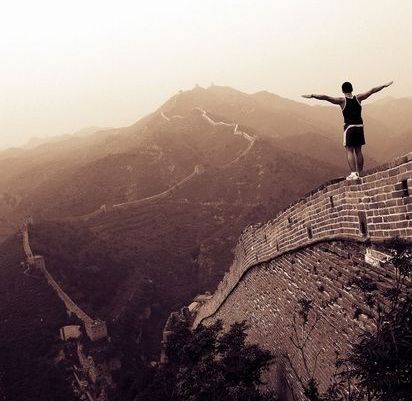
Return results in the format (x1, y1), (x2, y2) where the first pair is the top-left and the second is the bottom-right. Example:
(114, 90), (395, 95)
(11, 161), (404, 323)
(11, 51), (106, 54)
(135, 320), (276, 401)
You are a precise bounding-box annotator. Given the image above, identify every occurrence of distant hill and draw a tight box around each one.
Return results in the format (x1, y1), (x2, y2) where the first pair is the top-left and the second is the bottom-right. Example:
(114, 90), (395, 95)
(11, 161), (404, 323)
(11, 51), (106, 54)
(160, 85), (410, 162)
(159, 85), (336, 139)
(364, 96), (412, 136)
(387, 129), (412, 159)
(23, 126), (111, 149)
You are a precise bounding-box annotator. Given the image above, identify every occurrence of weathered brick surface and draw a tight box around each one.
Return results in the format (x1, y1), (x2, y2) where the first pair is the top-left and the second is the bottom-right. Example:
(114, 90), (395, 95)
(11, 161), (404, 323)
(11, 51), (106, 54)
(190, 153), (412, 397)
(201, 241), (398, 396)
(194, 153), (412, 328)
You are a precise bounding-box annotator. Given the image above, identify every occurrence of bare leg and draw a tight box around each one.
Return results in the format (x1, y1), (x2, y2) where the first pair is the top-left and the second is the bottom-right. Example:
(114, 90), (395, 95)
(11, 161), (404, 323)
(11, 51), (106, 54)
(346, 146), (356, 172)
(354, 146), (364, 173)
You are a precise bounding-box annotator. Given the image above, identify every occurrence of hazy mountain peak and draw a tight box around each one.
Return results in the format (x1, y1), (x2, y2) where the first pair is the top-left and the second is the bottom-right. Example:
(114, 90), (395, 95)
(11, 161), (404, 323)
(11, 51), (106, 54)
(252, 89), (279, 97)
(369, 95), (396, 105)
(206, 84), (247, 96)
(22, 126), (110, 151)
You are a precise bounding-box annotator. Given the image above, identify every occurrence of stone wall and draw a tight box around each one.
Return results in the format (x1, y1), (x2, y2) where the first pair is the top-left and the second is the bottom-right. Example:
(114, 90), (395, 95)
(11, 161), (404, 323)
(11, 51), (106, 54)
(22, 224), (108, 342)
(193, 152), (412, 328)
(201, 240), (401, 397)
(188, 153), (412, 398)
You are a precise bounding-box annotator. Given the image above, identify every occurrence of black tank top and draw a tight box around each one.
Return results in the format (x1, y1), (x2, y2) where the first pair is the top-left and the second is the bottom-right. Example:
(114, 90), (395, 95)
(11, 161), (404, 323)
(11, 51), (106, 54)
(342, 96), (363, 125)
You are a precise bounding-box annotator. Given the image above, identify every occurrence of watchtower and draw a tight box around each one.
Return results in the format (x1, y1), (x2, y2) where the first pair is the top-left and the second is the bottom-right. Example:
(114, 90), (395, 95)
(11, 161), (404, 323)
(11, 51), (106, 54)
(85, 319), (108, 342)
(28, 255), (46, 270)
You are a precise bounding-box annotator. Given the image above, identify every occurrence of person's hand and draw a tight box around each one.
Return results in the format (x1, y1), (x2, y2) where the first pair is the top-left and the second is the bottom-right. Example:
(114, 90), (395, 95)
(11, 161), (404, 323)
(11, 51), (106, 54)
(384, 81), (394, 87)
(301, 94), (313, 99)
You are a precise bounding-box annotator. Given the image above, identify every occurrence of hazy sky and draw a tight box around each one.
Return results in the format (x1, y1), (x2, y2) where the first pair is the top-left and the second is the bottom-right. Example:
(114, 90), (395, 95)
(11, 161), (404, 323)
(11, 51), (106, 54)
(1, 0), (411, 149)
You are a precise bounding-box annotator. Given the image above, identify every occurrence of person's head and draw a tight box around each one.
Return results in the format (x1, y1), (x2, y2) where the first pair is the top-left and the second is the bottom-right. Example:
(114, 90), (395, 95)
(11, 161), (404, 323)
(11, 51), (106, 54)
(342, 81), (353, 94)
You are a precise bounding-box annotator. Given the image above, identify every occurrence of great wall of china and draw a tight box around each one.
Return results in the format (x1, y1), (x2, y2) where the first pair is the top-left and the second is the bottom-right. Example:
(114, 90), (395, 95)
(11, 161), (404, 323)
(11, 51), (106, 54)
(112, 164), (204, 209)
(22, 223), (115, 400)
(56, 108), (255, 223)
(192, 152), (412, 327)
(174, 151), (412, 398)
(22, 223), (108, 342)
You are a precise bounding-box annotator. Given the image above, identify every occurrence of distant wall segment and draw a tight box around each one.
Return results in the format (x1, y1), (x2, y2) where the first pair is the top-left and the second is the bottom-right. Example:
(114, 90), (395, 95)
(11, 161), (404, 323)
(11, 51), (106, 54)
(21, 223), (108, 342)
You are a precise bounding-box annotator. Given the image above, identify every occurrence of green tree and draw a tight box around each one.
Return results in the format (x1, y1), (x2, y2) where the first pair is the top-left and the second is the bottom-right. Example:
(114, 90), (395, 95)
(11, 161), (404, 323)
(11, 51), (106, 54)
(346, 295), (411, 401)
(341, 239), (412, 401)
(136, 320), (276, 401)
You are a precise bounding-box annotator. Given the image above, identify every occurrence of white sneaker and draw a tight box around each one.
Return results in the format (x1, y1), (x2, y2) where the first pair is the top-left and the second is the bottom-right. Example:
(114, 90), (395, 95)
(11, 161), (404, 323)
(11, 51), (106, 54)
(346, 172), (359, 180)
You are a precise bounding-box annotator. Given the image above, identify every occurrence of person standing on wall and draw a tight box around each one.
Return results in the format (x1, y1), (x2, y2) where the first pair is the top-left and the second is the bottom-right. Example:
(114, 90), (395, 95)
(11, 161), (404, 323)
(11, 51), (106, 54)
(302, 81), (393, 180)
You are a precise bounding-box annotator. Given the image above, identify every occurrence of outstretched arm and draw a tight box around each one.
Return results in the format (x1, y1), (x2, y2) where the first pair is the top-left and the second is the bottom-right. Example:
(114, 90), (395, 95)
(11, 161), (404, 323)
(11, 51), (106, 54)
(357, 81), (393, 102)
(302, 94), (344, 106)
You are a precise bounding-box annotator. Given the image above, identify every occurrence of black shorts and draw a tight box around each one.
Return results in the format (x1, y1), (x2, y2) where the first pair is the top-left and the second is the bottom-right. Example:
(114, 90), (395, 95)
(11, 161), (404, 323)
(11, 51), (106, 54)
(343, 124), (365, 147)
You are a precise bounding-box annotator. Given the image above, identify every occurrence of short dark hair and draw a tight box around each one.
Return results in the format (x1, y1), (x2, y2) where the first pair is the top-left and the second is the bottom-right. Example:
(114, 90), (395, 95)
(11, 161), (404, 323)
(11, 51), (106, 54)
(342, 82), (353, 93)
